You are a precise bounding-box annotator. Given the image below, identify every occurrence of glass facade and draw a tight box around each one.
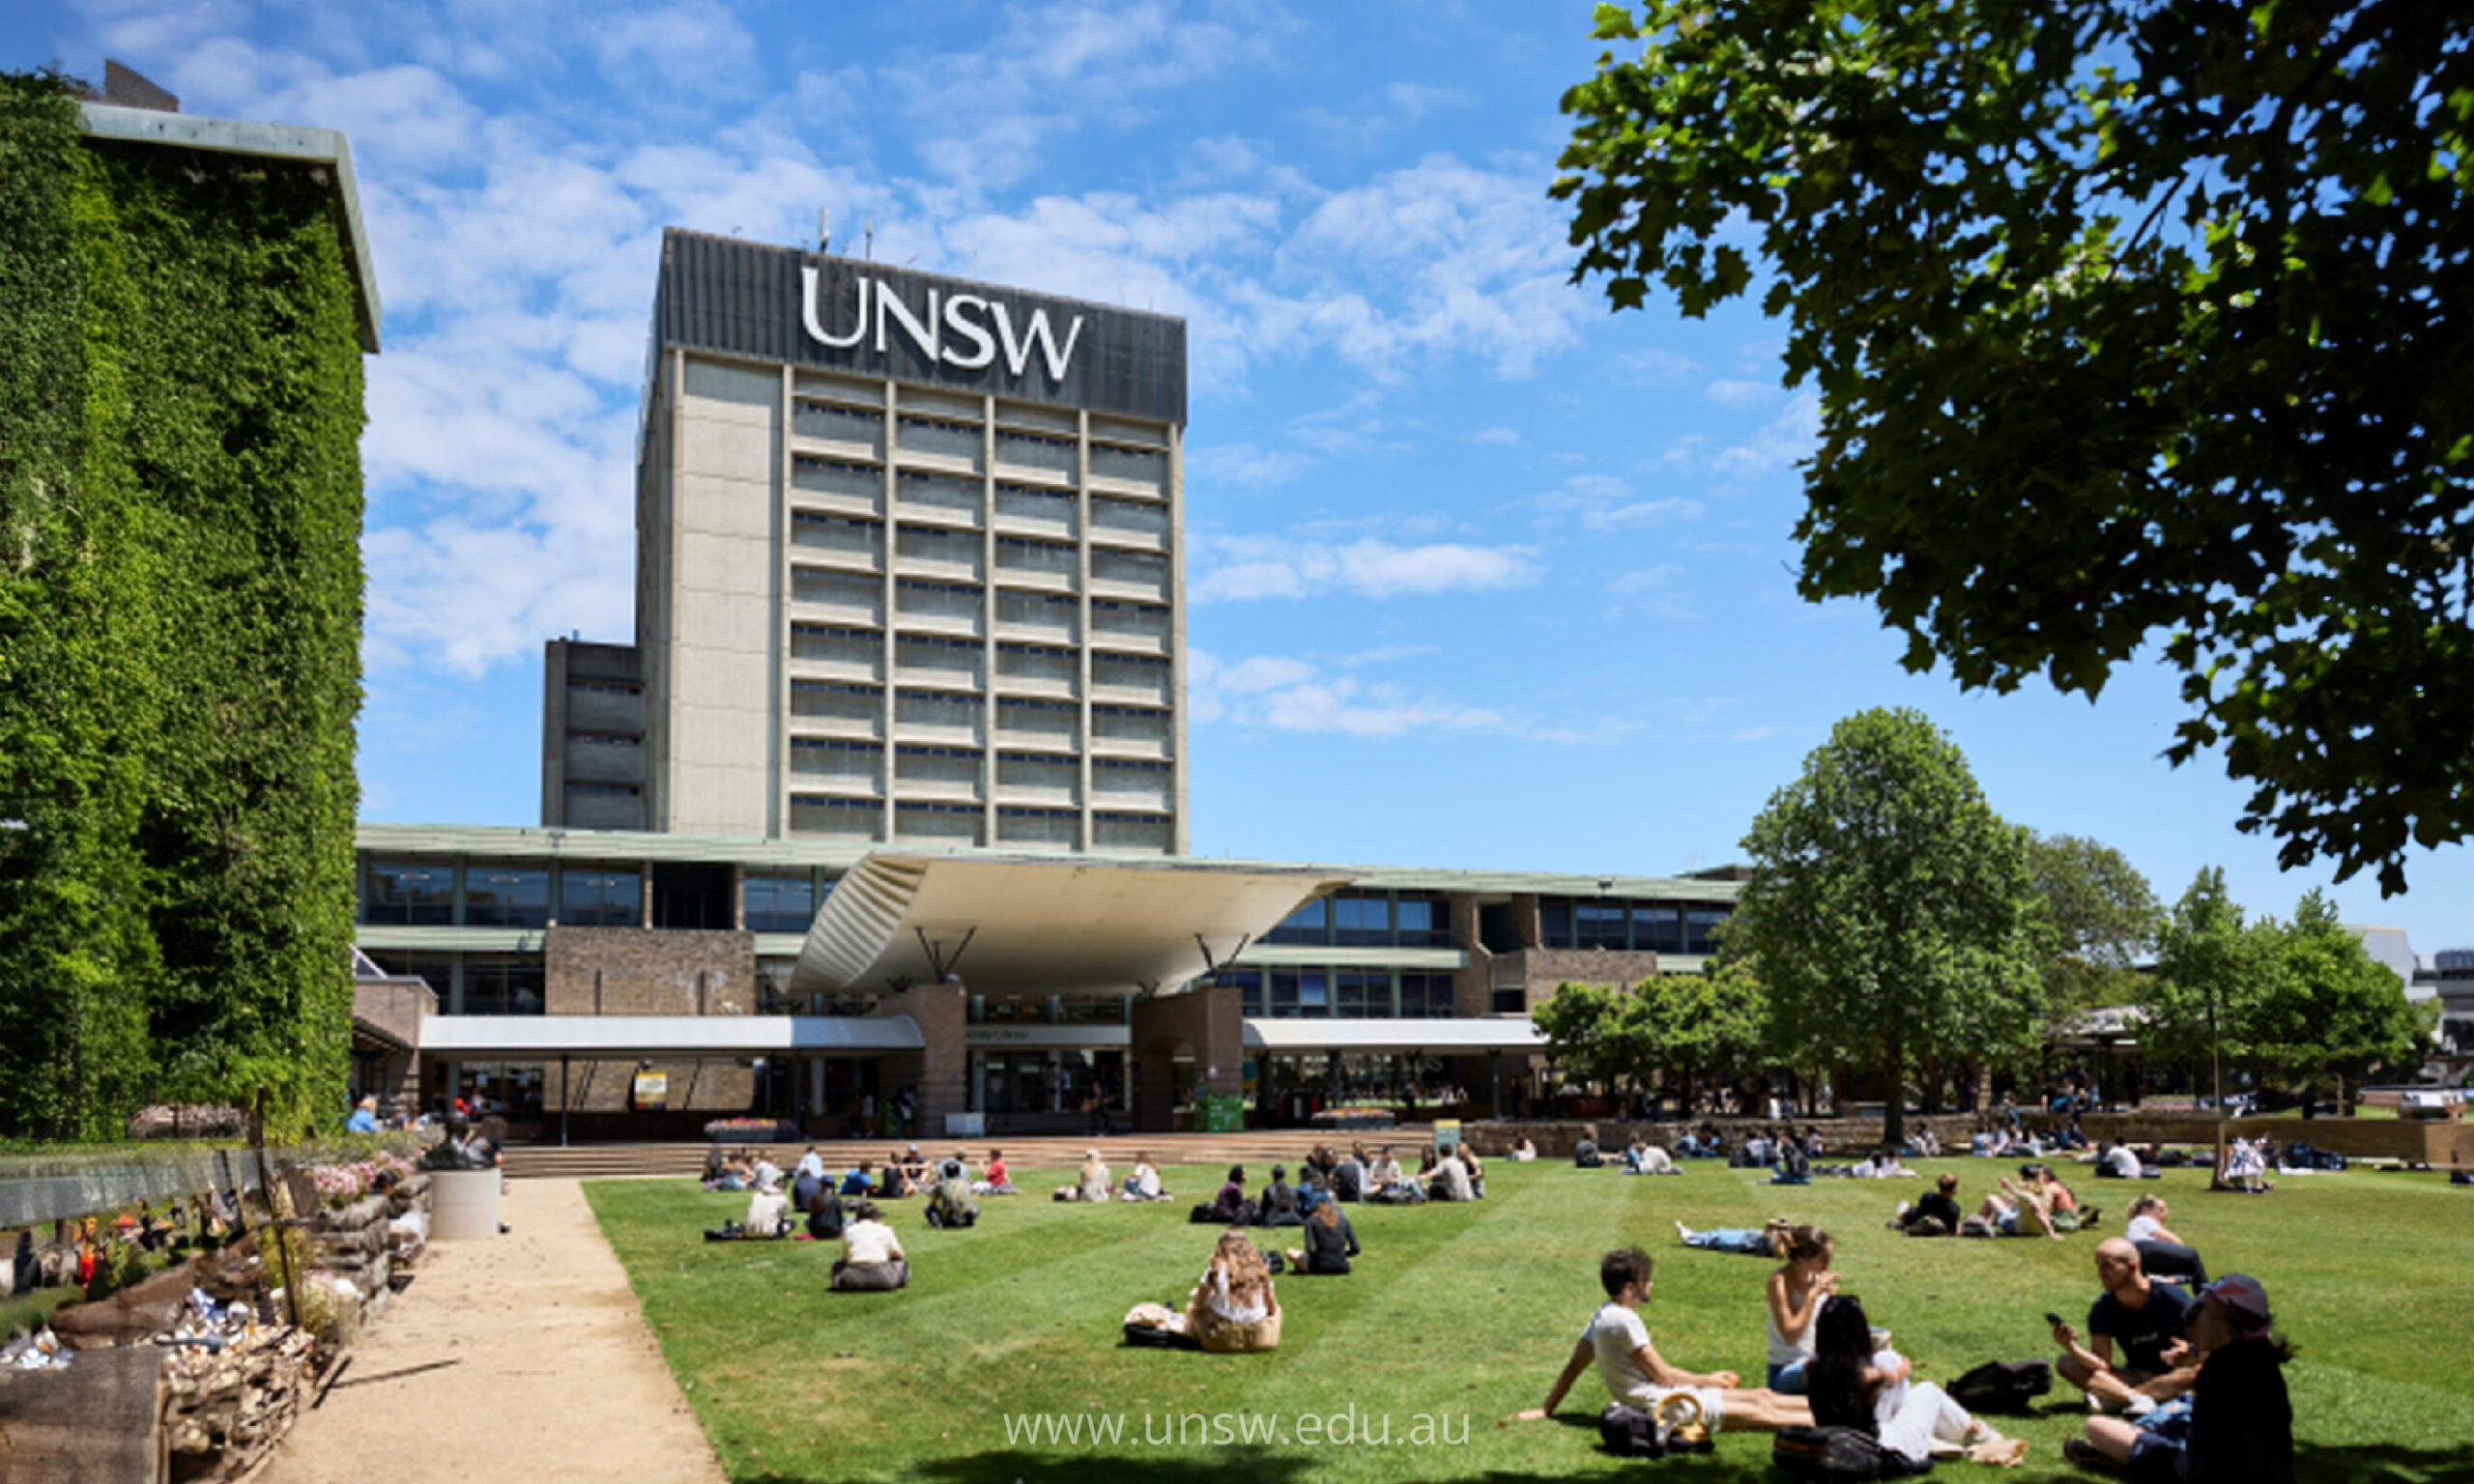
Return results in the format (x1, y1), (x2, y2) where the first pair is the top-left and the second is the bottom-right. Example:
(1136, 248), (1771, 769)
(1534, 896), (1727, 953)
(561, 868), (642, 927)
(461, 953), (546, 1015)
(361, 861), (453, 926)
(464, 863), (550, 928)
(744, 872), (818, 933)
(1264, 893), (1456, 950)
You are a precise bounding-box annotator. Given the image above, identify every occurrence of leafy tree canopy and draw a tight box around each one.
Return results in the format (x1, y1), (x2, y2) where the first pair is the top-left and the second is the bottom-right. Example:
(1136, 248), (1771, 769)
(1557, 2), (2474, 894)
(1730, 706), (2049, 1141)
(2028, 833), (2163, 1021)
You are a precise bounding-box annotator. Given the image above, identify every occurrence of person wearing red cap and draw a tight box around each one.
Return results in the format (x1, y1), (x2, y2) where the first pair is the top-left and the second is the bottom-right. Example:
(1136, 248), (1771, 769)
(2068, 1272), (2293, 1483)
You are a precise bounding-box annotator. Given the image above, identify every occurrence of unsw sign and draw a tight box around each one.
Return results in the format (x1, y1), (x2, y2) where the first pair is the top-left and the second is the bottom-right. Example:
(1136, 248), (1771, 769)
(654, 230), (1187, 424)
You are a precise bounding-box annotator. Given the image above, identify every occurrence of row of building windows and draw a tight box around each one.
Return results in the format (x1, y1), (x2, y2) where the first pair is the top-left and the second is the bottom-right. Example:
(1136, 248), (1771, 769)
(1265, 892), (1453, 949)
(360, 861), (825, 933)
(1223, 970), (1458, 1020)
(1537, 897), (1731, 956)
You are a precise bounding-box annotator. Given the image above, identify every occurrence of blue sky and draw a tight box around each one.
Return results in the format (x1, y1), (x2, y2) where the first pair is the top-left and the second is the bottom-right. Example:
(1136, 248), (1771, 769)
(14, 0), (2469, 954)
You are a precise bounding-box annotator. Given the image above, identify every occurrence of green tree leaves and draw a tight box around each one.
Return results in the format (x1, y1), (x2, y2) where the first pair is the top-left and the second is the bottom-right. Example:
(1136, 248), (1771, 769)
(1558, 2), (2474, 893)
(1728, 706), (2049, 1142)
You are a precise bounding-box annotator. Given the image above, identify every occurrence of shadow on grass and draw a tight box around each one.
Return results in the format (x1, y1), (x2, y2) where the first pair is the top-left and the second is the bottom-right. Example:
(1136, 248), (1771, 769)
(2296, 1441), (2474, 1484)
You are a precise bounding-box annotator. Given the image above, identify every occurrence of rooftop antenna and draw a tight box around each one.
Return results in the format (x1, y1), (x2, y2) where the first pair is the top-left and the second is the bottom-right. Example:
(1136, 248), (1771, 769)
(818, 207), (830, 254)
(864, 217), (875, 260)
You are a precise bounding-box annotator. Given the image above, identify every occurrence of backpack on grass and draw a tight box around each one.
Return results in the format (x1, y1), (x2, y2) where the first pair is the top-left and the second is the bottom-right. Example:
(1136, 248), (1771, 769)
(1597, 1403), (1664, 1459)
(1946, 1358), (2053, 1413)
(1772, 1425), (1886, 1481)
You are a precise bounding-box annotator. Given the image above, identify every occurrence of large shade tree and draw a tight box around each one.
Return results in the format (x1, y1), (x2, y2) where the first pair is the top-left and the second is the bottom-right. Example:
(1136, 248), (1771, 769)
(1732, 707), (2048, 1143)
(1556, 2), (2474, 894)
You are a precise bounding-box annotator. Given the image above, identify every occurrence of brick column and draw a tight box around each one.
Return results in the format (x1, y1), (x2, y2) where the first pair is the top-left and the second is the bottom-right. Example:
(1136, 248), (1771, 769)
(877, 981), (969, 1137)
(1129, 984), (1243, 1132)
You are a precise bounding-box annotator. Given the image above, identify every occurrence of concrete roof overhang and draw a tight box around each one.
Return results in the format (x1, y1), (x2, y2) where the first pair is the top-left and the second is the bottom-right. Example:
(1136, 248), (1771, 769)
(793, 851), (1349, 998)
(417, 1014), (924, 1061)
(1244, 1017), (1546, 1057)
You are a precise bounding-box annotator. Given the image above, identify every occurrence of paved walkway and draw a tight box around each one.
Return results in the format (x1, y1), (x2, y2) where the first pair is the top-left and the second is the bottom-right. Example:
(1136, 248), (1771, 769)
(262, 1179), (725, 1484)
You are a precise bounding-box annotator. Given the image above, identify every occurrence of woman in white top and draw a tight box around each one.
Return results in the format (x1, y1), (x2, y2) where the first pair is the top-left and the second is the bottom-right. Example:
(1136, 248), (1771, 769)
(1764, 1225), (1836, 1394)
(1055, 1149), (1113, 1202)
(1183, 1228), (1281, 1353)
(831, 1200), (910, 1291)
(1122, 1154), (1165, 1202)
(743, 1178), (790, 1238)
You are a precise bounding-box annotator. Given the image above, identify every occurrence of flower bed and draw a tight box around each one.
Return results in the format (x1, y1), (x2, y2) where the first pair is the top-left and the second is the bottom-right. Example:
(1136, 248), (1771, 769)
(702, 1118), (800, 1144)
(1309, 1107), (1397, 1130)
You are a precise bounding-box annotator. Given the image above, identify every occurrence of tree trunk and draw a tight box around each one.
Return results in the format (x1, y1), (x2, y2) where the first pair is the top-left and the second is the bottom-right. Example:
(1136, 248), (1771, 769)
(1883, 1019), (1908, 1148)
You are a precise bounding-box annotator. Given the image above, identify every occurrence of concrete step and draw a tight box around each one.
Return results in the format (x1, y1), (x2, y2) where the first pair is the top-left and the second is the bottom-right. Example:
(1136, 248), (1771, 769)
(502, 1128), (1439, 1182)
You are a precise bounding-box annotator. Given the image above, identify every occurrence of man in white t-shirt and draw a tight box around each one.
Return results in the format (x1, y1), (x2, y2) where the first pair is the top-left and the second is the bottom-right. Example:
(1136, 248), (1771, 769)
(1510, 1247), (1811, 1433)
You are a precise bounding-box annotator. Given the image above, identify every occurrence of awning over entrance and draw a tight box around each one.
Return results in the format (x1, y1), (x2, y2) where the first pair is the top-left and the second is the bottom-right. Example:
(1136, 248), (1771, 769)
(1243, 1016), (1545, 1056)
(417, 1014), (925, 1061)
(792, 851), (1347, 998)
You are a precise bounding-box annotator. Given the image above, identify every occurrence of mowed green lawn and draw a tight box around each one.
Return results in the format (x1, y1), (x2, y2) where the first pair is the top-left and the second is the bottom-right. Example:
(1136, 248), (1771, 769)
(586, 1159), (2474, 1484)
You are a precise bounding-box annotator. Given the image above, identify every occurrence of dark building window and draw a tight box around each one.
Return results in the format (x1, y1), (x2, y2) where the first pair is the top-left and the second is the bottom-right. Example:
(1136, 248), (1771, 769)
(1395, 895), (1449, 948)
(1539, 901), (1573, 950)
(362, 861), (453, 926)
(1399, 973), (1455, 1018)
(561, 868), (641, 928)
(1576, 901), (1627, 951)
(1636, 903), (1684, 955)
(1223, 969), (1264, 1017)
(461, 954), (545, 1015)
(1267, 899), (1327, 947)
(1332, 894), (1390, 948)
(1337, 970), (1392, 1018)
(744, 873), (817, 933)
(464, 865), (550, 928)
(1269, 970), (1328, 1018)
(1683, 904), (1730, 956)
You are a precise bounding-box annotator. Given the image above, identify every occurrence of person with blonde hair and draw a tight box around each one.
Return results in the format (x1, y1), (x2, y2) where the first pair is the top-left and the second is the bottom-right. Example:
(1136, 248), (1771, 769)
(1055, 1149), (1112, 1202)
(1764, 1225), (1837, 1394)
(1184, 1228), (1282, 1353)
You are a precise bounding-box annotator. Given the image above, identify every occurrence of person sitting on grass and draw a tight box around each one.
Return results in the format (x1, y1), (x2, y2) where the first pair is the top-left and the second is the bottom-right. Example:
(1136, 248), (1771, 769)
(1970, 1174), (2076, 1240)
(1121, 1152), (1168, 1202)
(1511, 1246), (1813, 1433)
(1890, 1173), (1966, 1237)
(898, 1144), (933, 1194)
(2125, 1194), (2208, 1287)
(804, 1184), (845, 1241)
(1764, 1225), (1838, 1394)
(1332, 1145), (1368, 1201)
(2215, 1137), (2270, 1194)
(1510, 1136), (1539, 1162)
(1675, 1215), (1792, 1257)
(2028, 1164), (2095, 1232)
(2051, 1238), (2199, 1416)
(1282, 1194), (1362, 1276)
(2067, 1273), (2292, 1483)
(1259, 1164), (1305, 1226)
(926, 1156), (979, 1229)
(1208, 1164), (1251, 1223)
(1055, 1149), (1112, 1203)
(830, 1199), (909, 1291)
(1574, 1127), (1607, 1168)
(1183, 1228), (1281, 1354)
(1461, 1144), (1487, 1197)
(744, 1175), (791, 1238)
(840, 1159), (876, 1198)
(879, 1149), (912, 1198)
(1808, 1294), (2028, 1468)
(2096, 1139), (2144, 1180)
(1429, 1147), (1476, 1202)
(973, 1149), (1015, 1196)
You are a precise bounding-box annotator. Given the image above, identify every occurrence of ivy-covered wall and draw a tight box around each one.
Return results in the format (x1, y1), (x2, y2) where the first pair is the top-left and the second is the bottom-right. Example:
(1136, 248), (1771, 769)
(0, 72), (365, 1141)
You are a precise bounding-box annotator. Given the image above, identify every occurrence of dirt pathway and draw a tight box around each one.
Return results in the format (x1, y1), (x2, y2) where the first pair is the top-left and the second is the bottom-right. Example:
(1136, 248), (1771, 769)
(261, 1178), (725, 1484)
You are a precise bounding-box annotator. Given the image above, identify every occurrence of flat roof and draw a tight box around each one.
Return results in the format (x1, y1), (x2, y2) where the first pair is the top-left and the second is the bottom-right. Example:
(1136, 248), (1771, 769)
(78, 101), (381, 353)
(351, 821), (1742, 901)
(1244, 1017), (1546, 1056)
(793, 851), (1345, 997)
(418, 1013), (926, 1061)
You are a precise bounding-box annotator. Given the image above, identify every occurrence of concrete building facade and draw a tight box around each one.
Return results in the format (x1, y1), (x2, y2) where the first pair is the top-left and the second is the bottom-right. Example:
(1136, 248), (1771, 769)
(574, 230), (1192, 856)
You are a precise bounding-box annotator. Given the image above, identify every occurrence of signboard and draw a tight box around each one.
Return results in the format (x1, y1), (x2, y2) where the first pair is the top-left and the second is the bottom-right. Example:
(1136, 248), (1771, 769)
(631, 1070), (668, 1112)
(1197, 1095), (1246, 1134)
(1434, 1118), (1461, 1154)
(655, 230), (1187, 424)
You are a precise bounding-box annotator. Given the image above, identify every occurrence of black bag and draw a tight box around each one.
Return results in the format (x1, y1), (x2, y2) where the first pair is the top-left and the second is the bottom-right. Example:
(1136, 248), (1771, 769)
(1946, 1358), (2053, 1413)
(1597, 1403), (1664, 1459)
(1772, 1425), (1886, 1481)
(1122, 1321), (1193, 1349)
(1188, 1204), (1221, 1224)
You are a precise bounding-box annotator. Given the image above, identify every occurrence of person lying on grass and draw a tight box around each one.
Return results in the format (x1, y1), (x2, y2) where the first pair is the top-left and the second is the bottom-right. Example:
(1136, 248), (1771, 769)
(1890, 1173), (1966, 1237)
(1511, 1245), (1811, 1433)
(1808, 1294), (2028, 1468)
(2125, 1194), (2208, 1287)
(1674, 1215), (1793, 1257)
(2051, 1239), (2198, 1415)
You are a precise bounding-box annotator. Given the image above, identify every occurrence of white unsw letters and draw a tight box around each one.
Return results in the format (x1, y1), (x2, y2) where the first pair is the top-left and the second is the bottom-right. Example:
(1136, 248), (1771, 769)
(801, 268), (1083, 381)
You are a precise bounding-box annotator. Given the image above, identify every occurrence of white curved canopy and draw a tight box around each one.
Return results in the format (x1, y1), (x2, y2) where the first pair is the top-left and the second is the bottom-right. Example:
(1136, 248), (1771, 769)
(792, 851), (1348, 998)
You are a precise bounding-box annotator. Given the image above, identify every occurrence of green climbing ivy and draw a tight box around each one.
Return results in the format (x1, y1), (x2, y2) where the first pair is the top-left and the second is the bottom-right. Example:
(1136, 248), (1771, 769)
(0, 70), (364, 1142)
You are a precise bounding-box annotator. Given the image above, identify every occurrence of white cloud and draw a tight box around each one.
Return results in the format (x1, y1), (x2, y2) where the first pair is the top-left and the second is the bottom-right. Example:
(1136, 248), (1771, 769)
(1529, 473), (1705, 531)
(1467, 426), (1520, 445)
(1191, 535), (1541, 603)
(1619, 347), (1701, 385)
(1710, 390), (1821, 480)
(1187, 442), (1315, 488)
(592, 0), (759, 97)
(1704, 377), (1777, 409)
(1189, 648), (1504, 738)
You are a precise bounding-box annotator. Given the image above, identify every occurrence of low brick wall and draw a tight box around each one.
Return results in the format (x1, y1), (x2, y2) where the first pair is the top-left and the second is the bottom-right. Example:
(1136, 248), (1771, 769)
(1463, 1115), (1983, 1160)
(2047, 1112), (2464, 1164)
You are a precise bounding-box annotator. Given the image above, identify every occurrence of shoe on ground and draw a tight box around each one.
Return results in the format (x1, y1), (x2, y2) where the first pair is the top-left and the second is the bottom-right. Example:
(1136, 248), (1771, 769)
(2062, 1437), (2114, 1470)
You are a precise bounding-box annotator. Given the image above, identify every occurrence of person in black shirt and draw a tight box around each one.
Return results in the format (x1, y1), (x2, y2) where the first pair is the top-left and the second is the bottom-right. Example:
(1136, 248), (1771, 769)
(2073, 1273), (2293, 1484)
(1282, 1198), (1361, 1275)
(2053, 1239), (2199, 1413)
(1890, 1172), (1965, 1236)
